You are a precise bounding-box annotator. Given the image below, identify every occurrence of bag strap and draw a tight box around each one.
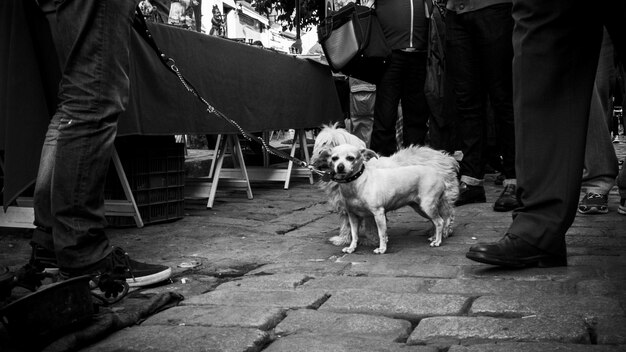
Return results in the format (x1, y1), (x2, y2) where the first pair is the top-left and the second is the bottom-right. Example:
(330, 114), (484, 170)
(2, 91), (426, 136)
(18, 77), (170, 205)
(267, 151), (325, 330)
(353, 5), (374, 50)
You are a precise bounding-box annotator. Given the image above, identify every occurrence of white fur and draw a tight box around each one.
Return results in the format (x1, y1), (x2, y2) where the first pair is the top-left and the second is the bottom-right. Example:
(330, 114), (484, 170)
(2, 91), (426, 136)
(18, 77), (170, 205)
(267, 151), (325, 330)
(324, 144), (459, 253)
(311, 124), (459, 247)
(311, 124), (378, 246)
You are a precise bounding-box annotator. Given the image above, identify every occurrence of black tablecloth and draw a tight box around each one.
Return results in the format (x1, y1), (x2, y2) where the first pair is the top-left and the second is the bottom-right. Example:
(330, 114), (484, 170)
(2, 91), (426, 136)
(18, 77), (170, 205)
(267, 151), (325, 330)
(1, 0), (342, 207)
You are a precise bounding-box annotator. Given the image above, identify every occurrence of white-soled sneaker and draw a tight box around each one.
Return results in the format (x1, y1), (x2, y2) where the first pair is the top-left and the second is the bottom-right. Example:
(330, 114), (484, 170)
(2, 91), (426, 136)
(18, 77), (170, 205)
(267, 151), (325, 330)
(62, 247), (171, 287)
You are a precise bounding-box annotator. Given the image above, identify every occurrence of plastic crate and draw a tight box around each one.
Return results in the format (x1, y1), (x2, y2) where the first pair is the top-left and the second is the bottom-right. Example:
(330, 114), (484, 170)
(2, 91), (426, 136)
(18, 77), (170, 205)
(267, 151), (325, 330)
(104, 136), (185, 227)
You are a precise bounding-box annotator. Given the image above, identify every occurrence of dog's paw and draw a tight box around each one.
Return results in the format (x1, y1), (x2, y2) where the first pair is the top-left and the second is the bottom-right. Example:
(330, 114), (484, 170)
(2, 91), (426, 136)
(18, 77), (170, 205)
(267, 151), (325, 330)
(429, 239), (442, 247)
(373, 247), (387, 254)
(342, 246), (356, 253)
(330, 235), (351, 246)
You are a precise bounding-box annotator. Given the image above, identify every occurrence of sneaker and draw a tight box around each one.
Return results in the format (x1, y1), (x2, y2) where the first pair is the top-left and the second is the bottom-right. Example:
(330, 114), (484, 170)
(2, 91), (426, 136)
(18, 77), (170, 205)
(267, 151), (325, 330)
(455, 182), (486, 206)
(62, 247), (171, 287)
(618, 198), (626, 215)
(29, 242), (58, 272)
(613, 135), (620, 143)
(577, 192), (609, 214)
(493, 184), (521, 212)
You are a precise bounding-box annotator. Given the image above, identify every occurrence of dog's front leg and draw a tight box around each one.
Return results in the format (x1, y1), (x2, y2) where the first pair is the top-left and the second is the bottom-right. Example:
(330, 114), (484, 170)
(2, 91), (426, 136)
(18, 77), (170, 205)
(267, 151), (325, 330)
(342, 213), (360, 254)
(372, 210), (388, 254)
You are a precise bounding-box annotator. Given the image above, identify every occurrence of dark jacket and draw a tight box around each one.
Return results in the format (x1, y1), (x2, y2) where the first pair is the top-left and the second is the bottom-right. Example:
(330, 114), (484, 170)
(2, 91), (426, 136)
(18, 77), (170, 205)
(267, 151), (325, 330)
(376, 0), (428, 51)
(446, 0), (511, 14)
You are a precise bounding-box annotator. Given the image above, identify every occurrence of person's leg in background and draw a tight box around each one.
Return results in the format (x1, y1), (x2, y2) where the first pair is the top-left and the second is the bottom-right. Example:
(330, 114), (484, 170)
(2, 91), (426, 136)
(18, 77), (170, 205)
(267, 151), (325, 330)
(348, 78), (376, 147)
(371, 51), (404, 156)
(466, 0), (603, 267)
(399, 52), (430, 147)
(476, 3), (519, 212)
(579, 83), (619, 215)
(446, 10), (488, 206)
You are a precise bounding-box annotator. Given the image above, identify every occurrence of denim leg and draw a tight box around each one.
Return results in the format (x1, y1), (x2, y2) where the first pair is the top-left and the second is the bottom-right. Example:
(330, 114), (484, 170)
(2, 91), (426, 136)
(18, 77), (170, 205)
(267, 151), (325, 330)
(31, 118), (60, 251)
(446, 11), (487, 180)
(33, 0), (138, 269)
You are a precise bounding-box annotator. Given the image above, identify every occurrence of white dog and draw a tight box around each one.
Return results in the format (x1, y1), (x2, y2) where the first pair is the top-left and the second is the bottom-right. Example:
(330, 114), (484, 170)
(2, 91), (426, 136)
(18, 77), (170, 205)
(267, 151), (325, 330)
(311, 123), (459, 247)
(311, 124), (380, 246)
(321, 143), (459, 254)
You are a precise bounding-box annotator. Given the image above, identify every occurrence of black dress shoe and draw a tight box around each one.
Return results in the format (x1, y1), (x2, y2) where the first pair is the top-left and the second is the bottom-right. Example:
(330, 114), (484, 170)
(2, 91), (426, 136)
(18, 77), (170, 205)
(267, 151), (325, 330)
(466, 233), (567, 268)
(455, 182), (486, 206)
(493, 184), (521, 212)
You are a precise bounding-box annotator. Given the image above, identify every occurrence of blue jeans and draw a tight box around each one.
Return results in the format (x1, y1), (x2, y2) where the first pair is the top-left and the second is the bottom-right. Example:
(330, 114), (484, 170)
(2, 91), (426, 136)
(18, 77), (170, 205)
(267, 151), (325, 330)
(446, 4), (516, 180)
(370, 50), (429, 156)
(32, 0), (138, 269)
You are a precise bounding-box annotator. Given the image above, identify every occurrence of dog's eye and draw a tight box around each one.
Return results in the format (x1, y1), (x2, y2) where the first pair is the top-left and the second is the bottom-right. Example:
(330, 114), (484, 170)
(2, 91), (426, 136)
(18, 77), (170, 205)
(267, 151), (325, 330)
(331, 156), (338, 162)
(346, 156), (355, 162)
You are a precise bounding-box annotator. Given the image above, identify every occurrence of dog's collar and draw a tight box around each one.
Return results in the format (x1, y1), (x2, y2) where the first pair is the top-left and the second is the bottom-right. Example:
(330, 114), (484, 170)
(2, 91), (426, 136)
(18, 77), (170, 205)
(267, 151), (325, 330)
(332, 165), (365, 183)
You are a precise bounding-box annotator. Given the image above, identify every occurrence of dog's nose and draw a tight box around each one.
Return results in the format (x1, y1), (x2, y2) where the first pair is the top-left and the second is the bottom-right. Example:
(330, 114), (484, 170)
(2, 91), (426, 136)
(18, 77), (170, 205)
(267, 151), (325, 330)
(337, 163), (344, 172)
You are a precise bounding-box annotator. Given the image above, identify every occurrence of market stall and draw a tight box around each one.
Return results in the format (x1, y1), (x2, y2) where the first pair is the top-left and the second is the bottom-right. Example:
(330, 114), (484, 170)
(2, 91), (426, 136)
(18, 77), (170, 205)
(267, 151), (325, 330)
(1, 0), (342, 209)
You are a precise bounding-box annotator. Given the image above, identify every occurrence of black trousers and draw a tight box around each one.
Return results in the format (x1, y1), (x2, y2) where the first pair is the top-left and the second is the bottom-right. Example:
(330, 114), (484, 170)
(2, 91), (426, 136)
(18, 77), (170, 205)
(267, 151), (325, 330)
(370, 50), (429, 156)
(508, 0), (625, 256)
(446, 4), (516, 180)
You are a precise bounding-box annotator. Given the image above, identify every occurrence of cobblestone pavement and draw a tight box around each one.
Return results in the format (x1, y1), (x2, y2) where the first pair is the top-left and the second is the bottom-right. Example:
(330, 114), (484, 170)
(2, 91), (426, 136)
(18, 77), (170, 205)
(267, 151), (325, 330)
(1, 139), (626, 351)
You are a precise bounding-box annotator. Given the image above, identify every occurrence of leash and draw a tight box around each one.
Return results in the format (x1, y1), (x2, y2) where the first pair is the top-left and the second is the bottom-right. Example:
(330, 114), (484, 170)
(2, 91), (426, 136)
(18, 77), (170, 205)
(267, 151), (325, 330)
(131, 8), (328, 177)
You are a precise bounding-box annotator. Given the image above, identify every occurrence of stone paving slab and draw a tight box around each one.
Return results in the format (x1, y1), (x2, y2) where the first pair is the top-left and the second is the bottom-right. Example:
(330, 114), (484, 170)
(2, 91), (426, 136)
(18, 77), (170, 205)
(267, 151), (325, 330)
(319, 290), (468, 322)
(461, 265), (599, 282)
(263, 335), (439, 352)
(143, 305), (286, 330)
(344, 260), (459, 278)
(86, 326), (270, 352)
(299, 276), (428, 293)
(447, 342), (625, 352)
(595, 316), (626, 345)
(247, 261), (351, 276)
(274, 309), (412, 342)
(470, 295), (624, 318)
(183, 289), (330, 309)
(426, 278), (569, 295)
(407, 316), (589, 346)
(575, 279), (626, 296)
(214, 273), (313, 291)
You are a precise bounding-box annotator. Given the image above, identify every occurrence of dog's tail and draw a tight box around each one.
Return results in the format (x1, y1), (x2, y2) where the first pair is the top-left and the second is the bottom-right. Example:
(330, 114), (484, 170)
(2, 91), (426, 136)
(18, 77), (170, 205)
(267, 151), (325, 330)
(391, 145), (460, 205)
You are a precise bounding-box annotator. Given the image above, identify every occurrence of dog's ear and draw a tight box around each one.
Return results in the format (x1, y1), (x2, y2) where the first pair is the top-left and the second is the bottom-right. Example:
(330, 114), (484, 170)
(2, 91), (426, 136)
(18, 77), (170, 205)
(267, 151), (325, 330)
(312, 148), (332, 170)
(360, 148), (379, 161)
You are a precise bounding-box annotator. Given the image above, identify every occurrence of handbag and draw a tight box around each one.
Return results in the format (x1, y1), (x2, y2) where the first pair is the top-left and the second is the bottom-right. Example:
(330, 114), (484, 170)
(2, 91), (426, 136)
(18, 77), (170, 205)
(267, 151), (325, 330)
(317, 2), (391, 85)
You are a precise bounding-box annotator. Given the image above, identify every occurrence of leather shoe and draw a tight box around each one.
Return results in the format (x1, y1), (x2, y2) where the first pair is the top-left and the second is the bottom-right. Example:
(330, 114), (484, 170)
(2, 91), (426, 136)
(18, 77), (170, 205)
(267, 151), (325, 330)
(466, 233), (567, 268)
(455, 182), (486, 206)
(493, 184), (521, 212)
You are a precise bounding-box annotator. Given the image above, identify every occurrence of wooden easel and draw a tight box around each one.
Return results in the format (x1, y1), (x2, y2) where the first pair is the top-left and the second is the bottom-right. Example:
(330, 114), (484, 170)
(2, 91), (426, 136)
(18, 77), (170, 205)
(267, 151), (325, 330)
(184, 129), (314, 208)
(184, 134), (253, 209)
